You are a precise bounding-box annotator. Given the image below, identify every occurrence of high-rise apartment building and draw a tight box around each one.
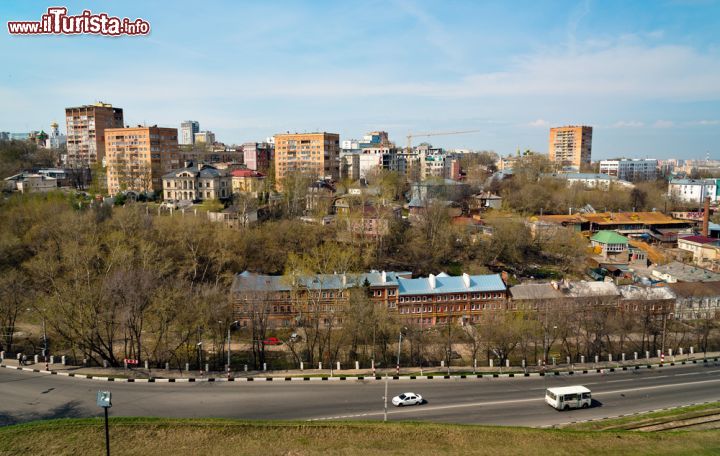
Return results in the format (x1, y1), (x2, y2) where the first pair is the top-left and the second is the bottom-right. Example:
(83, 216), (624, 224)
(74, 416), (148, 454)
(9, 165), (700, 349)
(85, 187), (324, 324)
(599, 158), (658, 181)
(548, 125), (592, 170)
(180, 120), (200, 145)
(104, 125), (180, 196)
(65, 102), (124, 166)
(274, 132), (340, 189)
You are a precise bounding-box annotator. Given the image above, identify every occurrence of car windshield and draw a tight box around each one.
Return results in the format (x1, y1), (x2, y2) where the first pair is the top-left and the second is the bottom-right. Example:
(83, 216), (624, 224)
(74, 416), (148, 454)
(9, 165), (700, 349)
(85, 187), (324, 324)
(398, 394), (407, 399)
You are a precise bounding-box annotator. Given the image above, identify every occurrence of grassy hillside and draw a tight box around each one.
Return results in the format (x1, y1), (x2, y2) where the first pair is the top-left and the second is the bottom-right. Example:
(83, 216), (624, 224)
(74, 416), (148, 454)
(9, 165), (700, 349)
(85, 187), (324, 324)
(1, 418), (719, 456)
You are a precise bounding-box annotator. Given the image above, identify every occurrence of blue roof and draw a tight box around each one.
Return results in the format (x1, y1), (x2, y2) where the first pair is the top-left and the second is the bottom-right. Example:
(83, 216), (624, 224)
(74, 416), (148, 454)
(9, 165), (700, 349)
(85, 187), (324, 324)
(397, 273), (506, 295)
(669, 178), (717, 185)
(547, 173), (615, 180)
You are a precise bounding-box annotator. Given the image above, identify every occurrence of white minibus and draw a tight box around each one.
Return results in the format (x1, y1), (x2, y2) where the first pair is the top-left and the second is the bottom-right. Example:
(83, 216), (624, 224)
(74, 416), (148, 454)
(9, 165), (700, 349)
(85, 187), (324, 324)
(545, 385), (592, 410)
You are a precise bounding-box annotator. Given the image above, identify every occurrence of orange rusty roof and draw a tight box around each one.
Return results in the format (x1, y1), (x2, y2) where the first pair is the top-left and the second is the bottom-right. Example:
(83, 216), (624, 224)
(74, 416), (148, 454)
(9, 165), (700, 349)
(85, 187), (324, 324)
(532, 212), (686, 226)
(583, 212), (682, 225)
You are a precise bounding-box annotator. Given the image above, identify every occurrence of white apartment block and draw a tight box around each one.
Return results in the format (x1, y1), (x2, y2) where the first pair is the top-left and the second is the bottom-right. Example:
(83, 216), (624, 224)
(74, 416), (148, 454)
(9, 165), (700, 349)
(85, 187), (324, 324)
(668, 178), (719, 203)
(599, 159), (658, 181)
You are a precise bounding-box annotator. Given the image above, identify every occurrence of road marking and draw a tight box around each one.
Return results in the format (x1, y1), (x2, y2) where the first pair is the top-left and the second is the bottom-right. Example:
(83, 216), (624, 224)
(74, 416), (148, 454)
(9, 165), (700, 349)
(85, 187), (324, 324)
(307, 377), (720, 421)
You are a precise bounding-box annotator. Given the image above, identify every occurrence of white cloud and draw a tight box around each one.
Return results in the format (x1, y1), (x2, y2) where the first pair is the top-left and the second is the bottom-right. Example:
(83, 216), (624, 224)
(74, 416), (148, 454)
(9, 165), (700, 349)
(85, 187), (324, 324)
(653, 120), (675, 128)
(528, 119), (550, 127)
(611, 121), (645, 128)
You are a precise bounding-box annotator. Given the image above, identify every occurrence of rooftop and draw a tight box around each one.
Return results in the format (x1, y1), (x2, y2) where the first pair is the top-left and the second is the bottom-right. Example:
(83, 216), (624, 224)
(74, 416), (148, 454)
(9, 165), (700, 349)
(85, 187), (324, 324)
(163, 164), (228, 179)
(397, 273), (506, 295)
(652, 261), (720, 282)
(668, 281), (720, 298)
(547, 173), (616, 180)
(232, 271), (412, 293)
(617, 285), (675, 300)
(561, 281), (620, 298)
(678, 235), (719, 245)
(509, 283), (565, 300)
(230, 169), (265, 178)
(669, 178), (718, 185)
(591, 231), (629, 244)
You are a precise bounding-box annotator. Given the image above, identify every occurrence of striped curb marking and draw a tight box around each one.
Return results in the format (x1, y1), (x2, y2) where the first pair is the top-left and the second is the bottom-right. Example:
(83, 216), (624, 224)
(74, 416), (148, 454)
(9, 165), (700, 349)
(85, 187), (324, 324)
(1, 357), (718, 384)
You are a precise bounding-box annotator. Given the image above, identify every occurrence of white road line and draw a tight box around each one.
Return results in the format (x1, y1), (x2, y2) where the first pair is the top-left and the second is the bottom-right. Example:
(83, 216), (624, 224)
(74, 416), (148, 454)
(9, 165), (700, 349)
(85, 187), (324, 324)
(307, 377), (720, 421)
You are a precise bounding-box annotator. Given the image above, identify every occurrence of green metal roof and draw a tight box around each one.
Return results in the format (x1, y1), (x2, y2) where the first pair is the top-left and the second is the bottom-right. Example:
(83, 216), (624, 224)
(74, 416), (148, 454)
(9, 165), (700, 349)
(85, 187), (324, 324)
(591, 230), (629, 244)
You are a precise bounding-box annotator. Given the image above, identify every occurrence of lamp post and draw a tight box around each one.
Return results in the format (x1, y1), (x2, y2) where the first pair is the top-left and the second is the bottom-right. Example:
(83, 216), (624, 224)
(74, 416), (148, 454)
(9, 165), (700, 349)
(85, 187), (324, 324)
(396, 327), (406, 376)
(27, 307), (48, 368)
(197, 342), (203, 376)
(227, 320), (239, 375)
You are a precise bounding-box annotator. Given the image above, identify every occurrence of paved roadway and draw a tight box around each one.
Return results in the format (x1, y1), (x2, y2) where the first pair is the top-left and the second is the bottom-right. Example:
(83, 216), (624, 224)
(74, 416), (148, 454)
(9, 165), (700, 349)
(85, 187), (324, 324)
(1, 364), (720, 427)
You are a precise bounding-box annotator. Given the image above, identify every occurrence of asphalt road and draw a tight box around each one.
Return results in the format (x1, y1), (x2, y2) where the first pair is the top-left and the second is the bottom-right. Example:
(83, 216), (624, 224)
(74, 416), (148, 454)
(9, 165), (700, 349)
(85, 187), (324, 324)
(2, 364), (720, 427)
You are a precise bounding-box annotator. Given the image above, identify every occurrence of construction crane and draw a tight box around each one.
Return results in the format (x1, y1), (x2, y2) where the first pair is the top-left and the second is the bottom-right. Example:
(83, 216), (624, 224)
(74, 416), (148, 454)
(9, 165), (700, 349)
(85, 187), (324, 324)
(406, 129), (483, 151)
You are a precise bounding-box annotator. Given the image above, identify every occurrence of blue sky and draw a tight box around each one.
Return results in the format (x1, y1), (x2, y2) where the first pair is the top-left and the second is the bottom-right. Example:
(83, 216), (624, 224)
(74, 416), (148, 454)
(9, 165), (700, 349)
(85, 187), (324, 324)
(1, 0), (719, 159)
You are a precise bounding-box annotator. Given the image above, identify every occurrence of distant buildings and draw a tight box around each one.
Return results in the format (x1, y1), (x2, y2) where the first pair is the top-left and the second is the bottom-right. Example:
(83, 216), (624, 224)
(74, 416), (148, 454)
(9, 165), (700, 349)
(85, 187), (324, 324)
(548, 125), (592, 170)
(242, 142), (272, 174)
(3, 173), (57, 193)
(274, 132), (340, 190)
(545, 172), (633, 190)
(340, 131), (398, 180)
(65, 102), (124, 166)
(230, 169), (265, 196)
(669, 281), (720, 320)
(668, 178), (719, 203)
(194, 130), (215, 145)
(599, 158), (658, 181)
(104, 125), (180, 196)
(590, 230), (629, 260)
(180, 120), (200, 145)
(46, 122), (66, 150)
(162, 163), (232, 202)
(417, 144), (460, 181)
(677, 235), (720, 271)
(651, 261), (720, 283)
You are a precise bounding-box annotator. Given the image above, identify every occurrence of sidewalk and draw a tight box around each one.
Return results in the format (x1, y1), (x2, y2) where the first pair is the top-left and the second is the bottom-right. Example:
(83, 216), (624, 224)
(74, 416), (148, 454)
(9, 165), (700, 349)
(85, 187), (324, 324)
(2, 350), (718, 380)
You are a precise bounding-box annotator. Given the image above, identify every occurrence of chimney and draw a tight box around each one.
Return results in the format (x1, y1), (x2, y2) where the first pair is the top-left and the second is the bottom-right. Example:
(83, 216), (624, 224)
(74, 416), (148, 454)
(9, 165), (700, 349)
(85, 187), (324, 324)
(381, 271), (386, 283)
(500, 271), (509, 285)
(428, 274), (436, 290)
(462, 273), (470, 288)
(342, 273), (347, 287)
(702, 196), (711, 237)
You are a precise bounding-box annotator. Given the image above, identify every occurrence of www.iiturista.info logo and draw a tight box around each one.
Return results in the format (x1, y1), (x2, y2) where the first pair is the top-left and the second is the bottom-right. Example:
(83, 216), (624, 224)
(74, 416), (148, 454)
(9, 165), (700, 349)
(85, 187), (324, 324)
(7, 7), (150, 36)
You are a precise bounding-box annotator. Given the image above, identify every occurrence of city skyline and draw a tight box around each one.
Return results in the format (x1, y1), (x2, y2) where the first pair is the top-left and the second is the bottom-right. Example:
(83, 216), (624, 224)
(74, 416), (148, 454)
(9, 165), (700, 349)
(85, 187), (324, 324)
(1, 0), (719, 159)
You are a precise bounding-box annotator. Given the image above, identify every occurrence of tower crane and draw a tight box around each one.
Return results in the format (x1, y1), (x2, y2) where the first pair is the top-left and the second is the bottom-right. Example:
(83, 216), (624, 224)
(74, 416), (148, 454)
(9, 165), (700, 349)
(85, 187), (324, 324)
(406, 129), (483, 151)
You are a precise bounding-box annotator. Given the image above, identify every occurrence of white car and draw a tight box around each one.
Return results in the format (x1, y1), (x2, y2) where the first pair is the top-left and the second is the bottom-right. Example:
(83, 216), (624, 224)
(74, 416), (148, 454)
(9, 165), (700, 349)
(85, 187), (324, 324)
(392, 392), (423, 407)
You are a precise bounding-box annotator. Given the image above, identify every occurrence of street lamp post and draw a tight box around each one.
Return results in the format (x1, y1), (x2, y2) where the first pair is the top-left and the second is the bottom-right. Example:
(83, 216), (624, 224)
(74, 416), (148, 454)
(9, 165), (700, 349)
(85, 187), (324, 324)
(396, 331), (403, 376)
(41, 316), (48, 370)
(197, 342), (203, 376)
(227, 320), (239, 375)
(27, 307), (48, 369)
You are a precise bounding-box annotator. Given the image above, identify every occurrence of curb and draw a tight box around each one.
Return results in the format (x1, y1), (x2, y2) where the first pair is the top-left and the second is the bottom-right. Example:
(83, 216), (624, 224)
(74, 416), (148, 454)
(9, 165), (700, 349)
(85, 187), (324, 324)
(1, 357), (717, 384)
(549, 399), (720, 428)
